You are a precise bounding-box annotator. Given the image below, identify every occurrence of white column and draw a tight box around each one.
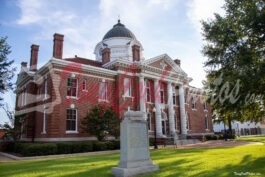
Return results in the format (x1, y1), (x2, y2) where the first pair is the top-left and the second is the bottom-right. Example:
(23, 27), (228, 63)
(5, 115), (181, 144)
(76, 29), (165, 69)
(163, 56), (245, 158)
(154, 79), (163, 137)
(139, 76), (146, 119)
(179, 84), (187, 138)
(167, 82), (176, 136)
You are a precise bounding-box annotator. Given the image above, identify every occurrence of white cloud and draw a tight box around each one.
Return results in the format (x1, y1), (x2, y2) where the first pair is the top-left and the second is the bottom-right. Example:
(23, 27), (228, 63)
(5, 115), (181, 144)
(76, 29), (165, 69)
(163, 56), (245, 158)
(16, 0), (100, 59)
(186, 0), (225, 33)
(15, 0), (213, 88)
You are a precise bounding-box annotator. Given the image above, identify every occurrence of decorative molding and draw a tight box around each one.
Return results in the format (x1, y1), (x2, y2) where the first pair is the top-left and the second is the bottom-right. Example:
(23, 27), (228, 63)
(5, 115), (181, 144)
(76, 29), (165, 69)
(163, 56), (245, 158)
(51, 58), (118, 76)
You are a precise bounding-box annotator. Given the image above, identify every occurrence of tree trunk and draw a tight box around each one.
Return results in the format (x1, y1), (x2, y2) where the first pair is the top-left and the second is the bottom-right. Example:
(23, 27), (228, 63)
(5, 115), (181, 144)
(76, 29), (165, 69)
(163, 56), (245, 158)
(228, 117), (232, 135)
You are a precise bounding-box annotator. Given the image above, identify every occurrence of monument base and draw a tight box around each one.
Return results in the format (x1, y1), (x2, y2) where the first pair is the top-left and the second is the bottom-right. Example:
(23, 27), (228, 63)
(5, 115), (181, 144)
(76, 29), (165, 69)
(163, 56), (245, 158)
(112, 164), (159, 177)
(111, 111), (159, 177)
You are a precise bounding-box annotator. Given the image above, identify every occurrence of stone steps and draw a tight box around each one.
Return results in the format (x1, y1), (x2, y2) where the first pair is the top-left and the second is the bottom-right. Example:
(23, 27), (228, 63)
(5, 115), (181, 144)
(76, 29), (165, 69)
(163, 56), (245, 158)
(154, 137), (202, 147)
(175, 139), (201, 146)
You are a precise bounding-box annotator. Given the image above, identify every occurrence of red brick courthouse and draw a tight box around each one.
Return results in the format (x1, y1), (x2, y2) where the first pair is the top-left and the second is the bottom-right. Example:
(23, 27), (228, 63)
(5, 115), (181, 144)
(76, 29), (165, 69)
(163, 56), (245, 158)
(15, 20), (213, 142)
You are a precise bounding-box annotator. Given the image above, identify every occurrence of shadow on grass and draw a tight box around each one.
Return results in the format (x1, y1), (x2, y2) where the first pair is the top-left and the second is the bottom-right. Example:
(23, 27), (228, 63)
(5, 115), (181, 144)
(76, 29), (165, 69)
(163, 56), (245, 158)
(139, 146), (265, 177)
(1, 145), (264, 177)
(0, 153), (120, 177)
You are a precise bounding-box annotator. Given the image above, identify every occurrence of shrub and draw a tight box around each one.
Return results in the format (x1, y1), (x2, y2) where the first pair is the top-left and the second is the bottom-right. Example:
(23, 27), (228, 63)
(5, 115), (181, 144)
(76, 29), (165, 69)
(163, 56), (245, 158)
(105, 140), (119, 150)
(205, 134), (237, 141)
(14, 143), (24, 154)
(205, 135), (220, 140)
(93, 141), (107, 151)
(21, 143), (57, 156)
(111, 140), (120, 150)
(80, 142), (94, 152)
(3, 142), (15, 152)
(4, 140), (118, 157)
(56, 142), (73, 154)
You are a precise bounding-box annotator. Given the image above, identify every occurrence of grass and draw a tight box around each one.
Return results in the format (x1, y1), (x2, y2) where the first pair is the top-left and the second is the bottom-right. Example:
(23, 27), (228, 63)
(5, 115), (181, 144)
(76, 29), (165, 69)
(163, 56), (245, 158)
(236, 135), (265, 143)
(0, 136), (264, 177)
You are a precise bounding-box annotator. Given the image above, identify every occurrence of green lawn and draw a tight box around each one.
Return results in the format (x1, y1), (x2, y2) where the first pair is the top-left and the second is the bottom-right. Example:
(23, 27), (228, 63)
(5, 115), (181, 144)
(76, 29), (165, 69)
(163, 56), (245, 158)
(0, 136), (264, 177)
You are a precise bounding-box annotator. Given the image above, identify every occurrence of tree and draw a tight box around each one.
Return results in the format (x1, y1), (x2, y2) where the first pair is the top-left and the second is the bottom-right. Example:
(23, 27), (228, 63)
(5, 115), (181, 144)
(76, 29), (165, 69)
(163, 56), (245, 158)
(0, 36), (15, 104)
(201, 0), (265, 133)
(81, 103), (120, 141)
(0, 105), (23, 141)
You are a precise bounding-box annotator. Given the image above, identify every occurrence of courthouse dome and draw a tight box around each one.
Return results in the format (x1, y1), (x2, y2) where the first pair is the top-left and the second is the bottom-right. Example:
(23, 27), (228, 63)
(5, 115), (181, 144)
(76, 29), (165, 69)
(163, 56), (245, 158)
(103, 20), (136, 40)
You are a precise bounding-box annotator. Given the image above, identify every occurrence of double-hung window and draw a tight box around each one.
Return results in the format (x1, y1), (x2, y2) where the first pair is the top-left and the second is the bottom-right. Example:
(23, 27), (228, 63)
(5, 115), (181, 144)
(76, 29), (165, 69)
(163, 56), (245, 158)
(67, 78), (77, 97)
(82, 79), (87, 91)
(124, 78), (131, 97)
(99, 82), (108, 101)
(66, 109), (77, 132)
(203, 102), (207, 111)
(44, 79), (48, 99)
(146, 81), (151, 102)
(160, 84), (164, 104)
(173, 92), (176, 105)
(191, 96), (196, 109)
(205, 115), (209, 130)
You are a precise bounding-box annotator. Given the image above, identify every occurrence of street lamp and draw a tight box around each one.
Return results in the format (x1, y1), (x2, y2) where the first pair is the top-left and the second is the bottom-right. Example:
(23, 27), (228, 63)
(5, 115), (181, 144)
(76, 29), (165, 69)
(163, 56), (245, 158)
(153, 107), (158, 149)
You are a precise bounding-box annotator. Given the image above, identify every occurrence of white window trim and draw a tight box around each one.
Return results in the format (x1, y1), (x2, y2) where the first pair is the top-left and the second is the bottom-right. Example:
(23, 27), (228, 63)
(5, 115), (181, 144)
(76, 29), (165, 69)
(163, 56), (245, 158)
(191, 96), (197, 110)
(186, 112), (190, 130)
(44, 79), (48, 100)
(184, 89), (187, 104)
(173, 92), (176, 105)
(42, 109), (47, 134)
(205, 115), (209, 130)
(82, 79), (87, 91)
(123, 78), (132, 97)
(67, 78), (78, 98)
(21, 92), (24, 107)
(160, 84), (164, 104)
(203, 102), (208, 112)
(66, 109), (78, 133)
(23, 90), (27, 107)
(99, 82), (108, 102)
(145, 81), (152, 103)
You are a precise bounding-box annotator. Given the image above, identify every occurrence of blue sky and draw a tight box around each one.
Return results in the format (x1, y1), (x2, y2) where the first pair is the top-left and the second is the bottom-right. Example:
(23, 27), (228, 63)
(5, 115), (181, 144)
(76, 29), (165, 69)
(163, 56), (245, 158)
(0, 0), (225, 124)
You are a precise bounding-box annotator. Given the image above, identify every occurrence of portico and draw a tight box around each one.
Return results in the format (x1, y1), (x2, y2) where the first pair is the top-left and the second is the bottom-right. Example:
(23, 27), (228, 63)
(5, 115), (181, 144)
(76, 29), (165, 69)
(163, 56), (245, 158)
(138, 74), (188, 139)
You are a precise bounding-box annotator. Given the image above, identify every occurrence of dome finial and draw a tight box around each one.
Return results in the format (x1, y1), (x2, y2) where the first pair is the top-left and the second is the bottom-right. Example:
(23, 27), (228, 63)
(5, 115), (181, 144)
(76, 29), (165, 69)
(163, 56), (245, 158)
(118, 15), (120, 23)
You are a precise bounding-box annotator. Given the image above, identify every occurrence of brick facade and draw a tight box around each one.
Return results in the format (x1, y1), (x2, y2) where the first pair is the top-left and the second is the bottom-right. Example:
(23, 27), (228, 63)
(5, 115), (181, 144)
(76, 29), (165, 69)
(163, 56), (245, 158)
(15, 24), (213, 142)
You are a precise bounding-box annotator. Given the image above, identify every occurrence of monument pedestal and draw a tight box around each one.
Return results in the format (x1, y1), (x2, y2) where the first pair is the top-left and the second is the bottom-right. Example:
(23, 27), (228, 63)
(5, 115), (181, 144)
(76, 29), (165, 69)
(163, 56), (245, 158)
(111, 111), (159, 177)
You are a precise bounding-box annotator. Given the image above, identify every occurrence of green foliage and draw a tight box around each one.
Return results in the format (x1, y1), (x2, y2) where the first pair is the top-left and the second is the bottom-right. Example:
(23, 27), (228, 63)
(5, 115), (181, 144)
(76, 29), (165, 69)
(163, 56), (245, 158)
(22, 143), (57, 156)
(205, 134), (237, 140)
(81, 103), (120, 141)
(201, 0), (265, 130)
(1, 113), (26, 142)
(2, 140), (120, 157)
(93, 141), (107, 151)
(0, 36), (14, 101)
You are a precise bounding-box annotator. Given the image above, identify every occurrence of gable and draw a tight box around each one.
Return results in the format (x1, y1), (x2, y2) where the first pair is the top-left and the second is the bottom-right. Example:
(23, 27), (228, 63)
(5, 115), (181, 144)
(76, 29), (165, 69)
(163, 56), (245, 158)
(143, 54), (187, 76)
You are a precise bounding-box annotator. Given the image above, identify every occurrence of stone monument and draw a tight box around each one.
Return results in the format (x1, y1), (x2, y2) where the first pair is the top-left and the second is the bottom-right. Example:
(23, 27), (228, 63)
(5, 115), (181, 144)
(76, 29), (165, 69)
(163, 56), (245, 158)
(112, 111), (159, 177)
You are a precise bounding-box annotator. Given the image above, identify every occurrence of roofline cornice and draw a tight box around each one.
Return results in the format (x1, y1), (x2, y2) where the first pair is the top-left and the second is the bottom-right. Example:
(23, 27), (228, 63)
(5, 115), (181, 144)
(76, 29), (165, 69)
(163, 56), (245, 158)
(50, 58), (117, 76)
